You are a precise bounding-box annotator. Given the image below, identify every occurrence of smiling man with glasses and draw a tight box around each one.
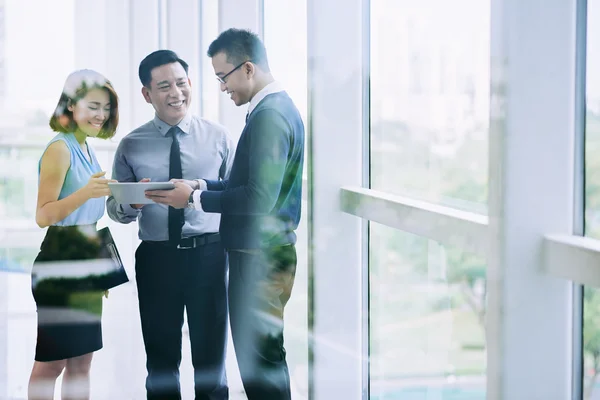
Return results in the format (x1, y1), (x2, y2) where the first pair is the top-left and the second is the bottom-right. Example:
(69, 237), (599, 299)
(216, 59), (252, 85)
(203, 28), (305, 400)
(212, 53), (261, 108)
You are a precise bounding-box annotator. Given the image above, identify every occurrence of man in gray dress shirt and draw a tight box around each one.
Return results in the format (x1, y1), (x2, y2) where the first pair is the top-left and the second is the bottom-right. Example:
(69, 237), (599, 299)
(107, 50), (234, 400)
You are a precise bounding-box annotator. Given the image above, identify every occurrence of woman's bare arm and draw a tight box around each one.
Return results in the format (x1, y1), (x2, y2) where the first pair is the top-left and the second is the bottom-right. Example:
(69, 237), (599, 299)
(35, 141), (106, 228)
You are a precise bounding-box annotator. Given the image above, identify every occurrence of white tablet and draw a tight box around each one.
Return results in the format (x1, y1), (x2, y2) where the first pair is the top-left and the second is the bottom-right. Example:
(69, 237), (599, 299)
(108, 182), (175, 205)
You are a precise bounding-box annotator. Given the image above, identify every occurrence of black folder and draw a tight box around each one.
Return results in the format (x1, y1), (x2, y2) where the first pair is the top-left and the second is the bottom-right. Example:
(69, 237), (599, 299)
(95, 227), (129, 291)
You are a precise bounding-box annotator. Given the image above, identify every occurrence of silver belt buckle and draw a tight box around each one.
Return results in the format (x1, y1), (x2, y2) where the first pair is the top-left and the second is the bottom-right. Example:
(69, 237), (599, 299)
(176, 237), (194, 250)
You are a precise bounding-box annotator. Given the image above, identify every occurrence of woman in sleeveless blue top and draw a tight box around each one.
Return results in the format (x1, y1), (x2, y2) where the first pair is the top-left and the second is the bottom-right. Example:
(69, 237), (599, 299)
(28, 69), (120, 400)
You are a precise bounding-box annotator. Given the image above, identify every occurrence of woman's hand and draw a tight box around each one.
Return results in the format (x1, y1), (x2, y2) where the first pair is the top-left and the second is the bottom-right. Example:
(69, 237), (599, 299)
(84, 171), (111, 199)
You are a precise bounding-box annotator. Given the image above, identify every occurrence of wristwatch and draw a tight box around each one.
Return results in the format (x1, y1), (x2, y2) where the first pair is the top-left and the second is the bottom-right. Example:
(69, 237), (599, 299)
(187, 190), (196, 209)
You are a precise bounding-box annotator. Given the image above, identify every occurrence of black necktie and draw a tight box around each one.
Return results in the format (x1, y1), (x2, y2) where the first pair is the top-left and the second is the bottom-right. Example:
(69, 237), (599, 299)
(167, 126), (184, 244)
(245, 111), (249, 123)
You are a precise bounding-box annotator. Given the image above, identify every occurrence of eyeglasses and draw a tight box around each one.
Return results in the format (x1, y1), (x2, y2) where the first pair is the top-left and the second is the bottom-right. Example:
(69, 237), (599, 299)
(216, 60), (252, 84)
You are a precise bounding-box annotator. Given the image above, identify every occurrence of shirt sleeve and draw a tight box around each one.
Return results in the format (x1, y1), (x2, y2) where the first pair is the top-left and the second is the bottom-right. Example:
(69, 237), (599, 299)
(106, 139), (141, 224)
(219, 127), (236, 180)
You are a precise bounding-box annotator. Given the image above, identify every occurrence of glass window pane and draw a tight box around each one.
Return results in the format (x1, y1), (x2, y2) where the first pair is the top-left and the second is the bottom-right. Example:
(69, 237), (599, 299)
(370, 0), (490, 214)
(369, 223), (487, 399)
(0, 1), (218, 398)
(0, 1), (77, 398)
(263, 0), (309, 398)
(584, 1), (600, 399)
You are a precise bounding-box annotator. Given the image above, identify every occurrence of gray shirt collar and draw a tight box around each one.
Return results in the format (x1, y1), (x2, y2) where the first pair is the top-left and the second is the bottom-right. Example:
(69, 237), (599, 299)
(152, 112), (193, 136)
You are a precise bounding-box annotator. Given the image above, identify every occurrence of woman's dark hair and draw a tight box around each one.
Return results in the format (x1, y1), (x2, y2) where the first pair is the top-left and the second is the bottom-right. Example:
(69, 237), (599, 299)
(49, 69), (119, 139)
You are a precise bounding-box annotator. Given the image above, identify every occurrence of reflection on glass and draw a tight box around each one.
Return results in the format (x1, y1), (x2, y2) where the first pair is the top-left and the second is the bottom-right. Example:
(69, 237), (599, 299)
(1, 145), (129, 398)
(33, 225), (127, 297)
(584, 289), (600, 400)
(585, 2), (600, 399)
(369, 223), (486, 399)
(0, 1), (79, 397)
(263, 0), (309, 398)
(370, 0), (490, 213)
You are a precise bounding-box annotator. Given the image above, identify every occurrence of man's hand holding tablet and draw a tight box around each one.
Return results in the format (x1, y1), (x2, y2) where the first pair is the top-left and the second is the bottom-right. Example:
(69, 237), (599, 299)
(108, 178), (176, 207)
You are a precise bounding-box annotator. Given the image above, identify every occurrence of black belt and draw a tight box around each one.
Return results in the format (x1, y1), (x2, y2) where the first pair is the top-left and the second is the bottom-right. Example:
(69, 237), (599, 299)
(145, 233), (220, 250)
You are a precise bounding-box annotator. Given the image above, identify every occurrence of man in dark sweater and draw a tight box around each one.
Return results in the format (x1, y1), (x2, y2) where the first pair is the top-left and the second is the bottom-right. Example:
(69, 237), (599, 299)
(146, 29), (304, 400)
